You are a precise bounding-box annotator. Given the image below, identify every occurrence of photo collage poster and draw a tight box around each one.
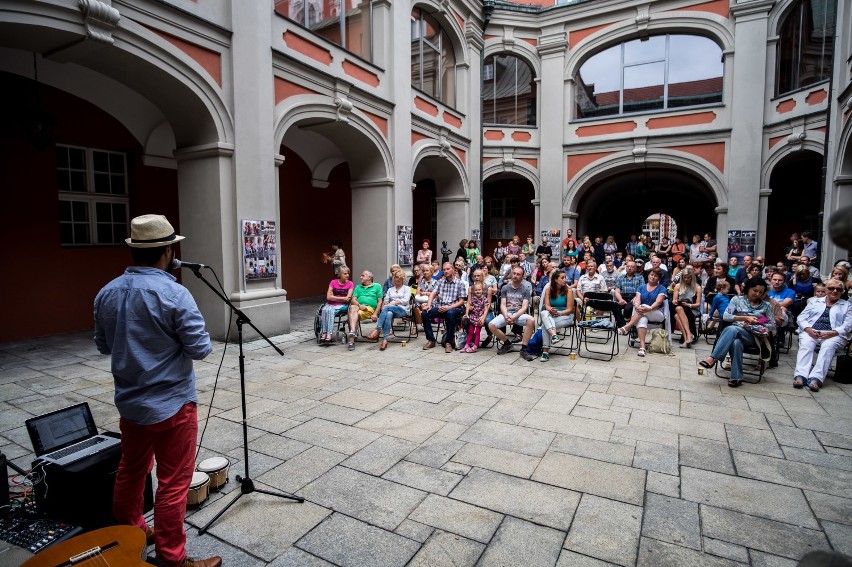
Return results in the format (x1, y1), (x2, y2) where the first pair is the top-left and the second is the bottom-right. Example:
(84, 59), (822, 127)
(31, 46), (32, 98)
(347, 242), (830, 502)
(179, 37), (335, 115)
(397, 225), (413, 266)
(541, 229), (562, 259)
(243, 219), (277, 282)
(727, 229), (756, 261)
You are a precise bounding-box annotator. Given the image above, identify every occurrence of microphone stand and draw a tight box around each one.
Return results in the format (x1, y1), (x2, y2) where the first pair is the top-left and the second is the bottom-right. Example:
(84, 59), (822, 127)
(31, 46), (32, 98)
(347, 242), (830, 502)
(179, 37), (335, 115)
(188, 267), (303, 536)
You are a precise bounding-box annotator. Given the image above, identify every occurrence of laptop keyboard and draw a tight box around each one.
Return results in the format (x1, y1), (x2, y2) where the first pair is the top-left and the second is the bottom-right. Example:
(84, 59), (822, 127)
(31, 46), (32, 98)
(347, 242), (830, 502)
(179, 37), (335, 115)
(47, 436), (105, 460)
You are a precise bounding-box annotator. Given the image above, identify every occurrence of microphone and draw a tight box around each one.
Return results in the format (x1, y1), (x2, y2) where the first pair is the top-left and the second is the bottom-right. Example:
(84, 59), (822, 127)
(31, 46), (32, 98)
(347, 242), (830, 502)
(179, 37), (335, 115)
(171, 259), (207, 270)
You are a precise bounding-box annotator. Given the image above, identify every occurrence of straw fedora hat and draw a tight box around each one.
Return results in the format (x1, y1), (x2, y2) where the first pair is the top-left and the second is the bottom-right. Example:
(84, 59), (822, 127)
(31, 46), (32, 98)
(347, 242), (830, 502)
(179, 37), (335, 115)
(125, 214), (185, 248)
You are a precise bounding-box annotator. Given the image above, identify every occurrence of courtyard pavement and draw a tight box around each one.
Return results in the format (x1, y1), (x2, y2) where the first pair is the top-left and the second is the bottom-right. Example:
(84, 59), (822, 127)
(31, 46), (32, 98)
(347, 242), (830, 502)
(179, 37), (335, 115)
(2, 298), (852, 566)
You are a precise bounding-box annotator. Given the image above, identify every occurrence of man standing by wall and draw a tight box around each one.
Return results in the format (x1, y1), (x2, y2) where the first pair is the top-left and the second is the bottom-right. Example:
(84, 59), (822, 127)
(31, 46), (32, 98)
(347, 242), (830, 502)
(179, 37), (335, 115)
(94, 214), (219, 567)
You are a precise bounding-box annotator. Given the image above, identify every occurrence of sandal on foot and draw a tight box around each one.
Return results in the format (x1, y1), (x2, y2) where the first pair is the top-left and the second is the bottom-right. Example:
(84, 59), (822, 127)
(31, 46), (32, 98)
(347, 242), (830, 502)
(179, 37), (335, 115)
(469, 345), (478, 353)
(699, 359), (715, 369)
(637, 348), (646, 357)
(618, 327), (629, 336)
(807, 379), (821, 392)
(379, 339), (388, 351)
(793, 376), (805, 389)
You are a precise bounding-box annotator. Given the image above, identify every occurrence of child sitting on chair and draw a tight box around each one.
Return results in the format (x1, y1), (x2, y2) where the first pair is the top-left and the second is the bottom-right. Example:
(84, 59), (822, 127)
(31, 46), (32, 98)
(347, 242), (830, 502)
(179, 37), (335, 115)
(705, 280), (731, 334)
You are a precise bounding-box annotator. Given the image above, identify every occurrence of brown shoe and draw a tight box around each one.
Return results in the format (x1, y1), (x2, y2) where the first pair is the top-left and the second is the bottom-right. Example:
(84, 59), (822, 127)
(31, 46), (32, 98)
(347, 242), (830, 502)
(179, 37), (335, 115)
(423, 341), (435, 350)
(444, 343), (453, 353)
(181, 556), (223, 567)
(146, 526), (155, 546)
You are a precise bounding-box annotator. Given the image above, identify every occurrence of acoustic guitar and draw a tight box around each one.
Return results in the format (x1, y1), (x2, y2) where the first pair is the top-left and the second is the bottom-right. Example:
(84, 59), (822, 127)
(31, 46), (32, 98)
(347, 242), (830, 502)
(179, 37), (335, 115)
(21, 525), (146, 567)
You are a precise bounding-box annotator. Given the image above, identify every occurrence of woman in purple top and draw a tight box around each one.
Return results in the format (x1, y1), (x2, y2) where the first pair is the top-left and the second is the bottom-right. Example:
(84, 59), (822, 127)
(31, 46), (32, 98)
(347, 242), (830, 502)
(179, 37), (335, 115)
(319, 266), (354, 344)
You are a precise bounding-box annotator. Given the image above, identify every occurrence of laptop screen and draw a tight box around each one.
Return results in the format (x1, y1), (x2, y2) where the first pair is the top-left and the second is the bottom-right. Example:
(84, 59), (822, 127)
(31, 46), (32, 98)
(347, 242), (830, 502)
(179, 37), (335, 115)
(25, 403), (98, 456)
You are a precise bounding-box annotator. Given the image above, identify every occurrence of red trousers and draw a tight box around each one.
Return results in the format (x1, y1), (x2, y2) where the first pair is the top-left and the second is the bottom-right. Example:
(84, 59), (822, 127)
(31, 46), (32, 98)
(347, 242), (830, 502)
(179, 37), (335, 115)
(112, 403), (197, 567)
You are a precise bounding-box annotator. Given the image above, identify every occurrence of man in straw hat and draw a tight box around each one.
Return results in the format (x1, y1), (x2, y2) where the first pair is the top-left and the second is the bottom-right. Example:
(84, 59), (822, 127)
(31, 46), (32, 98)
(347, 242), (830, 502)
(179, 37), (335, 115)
(94, 214), (220, 567)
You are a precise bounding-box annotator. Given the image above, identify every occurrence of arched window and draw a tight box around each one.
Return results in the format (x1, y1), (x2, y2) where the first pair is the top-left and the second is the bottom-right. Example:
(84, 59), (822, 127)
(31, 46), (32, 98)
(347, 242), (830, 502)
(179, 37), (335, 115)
(575, 35), (723, 119)
(776, 0), (836, 96)
(483, 54), (537, 126)
(274, 0), (375, 61)
(411, 8), (456, 107)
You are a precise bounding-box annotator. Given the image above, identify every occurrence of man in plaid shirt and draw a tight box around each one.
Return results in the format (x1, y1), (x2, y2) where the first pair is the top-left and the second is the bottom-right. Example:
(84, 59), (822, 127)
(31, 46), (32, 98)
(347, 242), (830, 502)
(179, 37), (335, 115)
(422, 262), (468, 352)
(613, 260), (644, 328)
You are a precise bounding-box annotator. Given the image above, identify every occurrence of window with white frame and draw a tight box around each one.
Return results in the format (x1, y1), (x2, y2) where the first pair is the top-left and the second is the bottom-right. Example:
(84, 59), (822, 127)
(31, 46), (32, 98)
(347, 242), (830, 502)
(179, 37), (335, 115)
(411, 7), (457, 107)
(575, 34), (723, 119)
(274, 0), (376, 62)
(489, 198), (516, 240)
(56, 145), (128, 246)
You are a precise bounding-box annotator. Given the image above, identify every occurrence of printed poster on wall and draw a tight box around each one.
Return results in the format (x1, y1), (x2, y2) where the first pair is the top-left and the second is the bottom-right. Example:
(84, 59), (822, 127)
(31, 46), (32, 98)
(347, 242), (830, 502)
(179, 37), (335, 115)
(470, 229), (481, 246)
(541, 229), (562, 259)
(243, 219), (277, 282)
(397, 225), (413, 266)
(727, 229), (756, 261)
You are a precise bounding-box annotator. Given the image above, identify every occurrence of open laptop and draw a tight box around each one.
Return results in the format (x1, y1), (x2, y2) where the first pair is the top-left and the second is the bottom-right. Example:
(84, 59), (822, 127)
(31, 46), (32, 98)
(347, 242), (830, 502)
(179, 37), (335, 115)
(25, 403), (120, 468)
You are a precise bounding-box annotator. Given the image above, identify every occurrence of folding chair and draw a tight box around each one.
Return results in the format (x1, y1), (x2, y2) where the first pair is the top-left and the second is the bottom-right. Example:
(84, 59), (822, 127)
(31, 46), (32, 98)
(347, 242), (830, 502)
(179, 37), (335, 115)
(627, 299), (672, 350)
(577, 291), (619, 361)
(712, 321), (766, 384)
(387, 298), (419, 343)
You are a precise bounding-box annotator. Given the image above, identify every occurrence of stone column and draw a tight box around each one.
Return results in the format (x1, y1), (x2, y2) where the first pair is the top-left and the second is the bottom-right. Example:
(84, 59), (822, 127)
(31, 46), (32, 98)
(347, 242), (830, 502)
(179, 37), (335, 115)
(352, 179), (394, 278)
(467, 23), (485, 239)
(726, 0), (775, 252)
(537, 26), (568, 237)
(757, 188), (772, 257)
(715, 206), (728, 258)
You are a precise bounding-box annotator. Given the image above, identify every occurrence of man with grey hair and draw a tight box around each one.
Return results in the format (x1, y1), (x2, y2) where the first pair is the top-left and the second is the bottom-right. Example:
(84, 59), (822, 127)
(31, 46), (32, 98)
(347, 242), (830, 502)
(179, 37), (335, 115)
(350, 270), (383, 349)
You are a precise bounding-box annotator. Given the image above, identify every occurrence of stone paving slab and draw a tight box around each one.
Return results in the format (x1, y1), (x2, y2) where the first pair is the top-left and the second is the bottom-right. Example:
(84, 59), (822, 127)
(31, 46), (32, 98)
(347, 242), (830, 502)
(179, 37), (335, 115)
(408, 494), (504, 543)
(450, 443), (541, 478)
(449, 467), (581, 530)
(532, 452), (646, 506)
(700, 505), (829, 559)
(356, 408), (447, 443)
(477, 516), (565, 567)
(407, 529), (484, 567)
(383, 460), (462, 496)
(458, 419), (555, 457)
(296, 513), (420, 567)
(563, 494), (642, 567)
(641, 493), (700, 550)
(300, 466), (426, 530)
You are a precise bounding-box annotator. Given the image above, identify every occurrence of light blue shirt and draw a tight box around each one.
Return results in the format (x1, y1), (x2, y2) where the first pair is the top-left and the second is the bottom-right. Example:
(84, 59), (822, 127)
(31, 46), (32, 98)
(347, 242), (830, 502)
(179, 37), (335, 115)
(94, 267), (212, 425)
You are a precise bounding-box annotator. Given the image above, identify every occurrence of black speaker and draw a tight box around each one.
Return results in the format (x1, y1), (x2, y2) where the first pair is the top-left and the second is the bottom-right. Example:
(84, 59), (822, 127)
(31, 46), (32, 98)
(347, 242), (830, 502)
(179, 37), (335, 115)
(32, 436), (153, 530)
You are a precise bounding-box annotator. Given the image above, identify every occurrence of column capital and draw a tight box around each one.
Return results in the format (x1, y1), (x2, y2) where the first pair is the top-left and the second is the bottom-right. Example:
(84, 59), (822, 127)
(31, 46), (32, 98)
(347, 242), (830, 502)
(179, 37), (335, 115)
(715, 206), (728, 215)
(759, 187), (773, 197)
(537, 32), (568, 58)
(174, 142), (235, 161)
(563, 211), (579, 219)
(730, 0), (775, 21)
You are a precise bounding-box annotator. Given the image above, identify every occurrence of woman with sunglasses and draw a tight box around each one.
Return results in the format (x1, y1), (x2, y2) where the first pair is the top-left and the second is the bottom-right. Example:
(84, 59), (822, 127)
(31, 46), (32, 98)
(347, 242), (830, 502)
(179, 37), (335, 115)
(792, 278), (852, 392)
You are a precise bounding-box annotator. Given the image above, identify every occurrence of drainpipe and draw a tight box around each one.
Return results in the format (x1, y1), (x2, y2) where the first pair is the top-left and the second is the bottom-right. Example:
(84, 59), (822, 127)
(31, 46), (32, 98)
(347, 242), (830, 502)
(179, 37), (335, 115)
(480, 0), (494, 244)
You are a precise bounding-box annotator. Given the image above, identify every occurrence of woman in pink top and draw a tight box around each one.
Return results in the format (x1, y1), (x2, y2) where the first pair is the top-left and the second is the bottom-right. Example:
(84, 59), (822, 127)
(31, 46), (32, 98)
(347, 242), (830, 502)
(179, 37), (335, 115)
(319, 267), (354, 344)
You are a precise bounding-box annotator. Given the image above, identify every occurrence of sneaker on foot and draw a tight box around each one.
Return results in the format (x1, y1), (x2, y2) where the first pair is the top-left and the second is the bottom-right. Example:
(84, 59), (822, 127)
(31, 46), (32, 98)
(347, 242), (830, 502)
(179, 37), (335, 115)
(481, 336), (493, 348)
(520, 347), (536, 362)
(511, 335), (522, 344)
(497, 341), (513, 355)
(551, 334), (561, 344)
(540, 352), (550, 362)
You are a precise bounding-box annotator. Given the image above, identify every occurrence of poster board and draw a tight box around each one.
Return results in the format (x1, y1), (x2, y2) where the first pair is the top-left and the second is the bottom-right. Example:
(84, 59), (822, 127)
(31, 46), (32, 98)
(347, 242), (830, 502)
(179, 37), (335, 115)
(541, 229), (562, 259)
(727, 229), (756, 261)
(242, 219), (277, 282)
(397, 225), (413, 266)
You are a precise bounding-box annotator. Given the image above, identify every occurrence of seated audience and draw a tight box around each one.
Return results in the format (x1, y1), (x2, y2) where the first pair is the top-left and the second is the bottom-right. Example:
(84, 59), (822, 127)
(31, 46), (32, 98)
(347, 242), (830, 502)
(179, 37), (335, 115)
(461, 281), (491, 353)
(618, 268), (668, 357)
(371, 272), (412, 351)
(793, 278), (851, 391)
(489, 266), (537, 361)
(421, 263), (468, 352)
(319, 267), (354, 345)
(672, 267), (701, 347)
(348, 270), (383, 349)
(539, 270), (576, 362)
(699, 278), (775, 387)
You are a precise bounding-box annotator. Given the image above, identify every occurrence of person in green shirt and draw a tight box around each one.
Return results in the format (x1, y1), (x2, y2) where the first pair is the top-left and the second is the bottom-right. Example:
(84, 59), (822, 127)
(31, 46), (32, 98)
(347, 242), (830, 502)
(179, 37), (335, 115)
(348, 270), (383, 349)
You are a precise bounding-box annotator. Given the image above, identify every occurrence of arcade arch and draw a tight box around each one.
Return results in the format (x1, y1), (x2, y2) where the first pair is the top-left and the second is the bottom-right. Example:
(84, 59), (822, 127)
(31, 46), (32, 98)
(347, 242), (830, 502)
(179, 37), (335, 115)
(766, 149), (823, 262)
(412, 147), (469, 256)
(0, 12), (234, 340)
(571, 166), (718, 249)
(482, 172), (536, 259)
(276, 108), (393, 297)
